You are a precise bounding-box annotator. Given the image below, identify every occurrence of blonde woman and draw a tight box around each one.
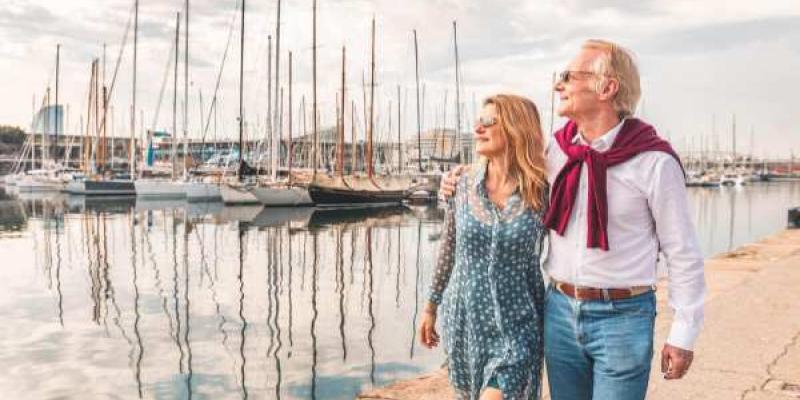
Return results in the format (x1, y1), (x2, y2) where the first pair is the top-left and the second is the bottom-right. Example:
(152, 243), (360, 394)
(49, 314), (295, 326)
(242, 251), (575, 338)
(418, 94), (548, 400)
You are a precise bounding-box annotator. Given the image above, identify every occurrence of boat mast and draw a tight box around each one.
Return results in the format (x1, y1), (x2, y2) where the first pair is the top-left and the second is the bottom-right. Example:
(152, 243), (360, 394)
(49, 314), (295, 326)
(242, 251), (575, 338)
(273, 0), (281, 182)
(237, 0), (245, 180)
(101, 78), (108, 171)
(452, 21), (461, 164)
(413, 30), (422, 172)
(266, 35), (272, 179)
(731, 113), (737, 168)
(288, 51), (293, 182)
(131, 0), (138, 178)
(183, 0), (189, 178)
(301, 95), (306, 168)
(351, 101), (356, 174)
(367, 17), (375, 180)
(83, 62), (95, 174)
(312, 0), (318, 176)
(198, 88), (203, 157)
(337, 46), (345, 177)
(55, 44), (60, 163)
(397, 85), (401, 173)
(172, 12), (180, 180)
(94, 61), (100, 173)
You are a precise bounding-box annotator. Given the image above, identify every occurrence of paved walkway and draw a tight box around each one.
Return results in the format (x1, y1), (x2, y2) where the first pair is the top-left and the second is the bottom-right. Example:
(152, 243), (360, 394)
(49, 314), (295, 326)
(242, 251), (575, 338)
(358, 229), (800, 399)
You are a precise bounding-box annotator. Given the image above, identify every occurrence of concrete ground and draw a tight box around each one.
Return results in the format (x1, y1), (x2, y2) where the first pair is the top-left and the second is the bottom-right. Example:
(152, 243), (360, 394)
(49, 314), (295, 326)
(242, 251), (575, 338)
(357, 229), (800, 400)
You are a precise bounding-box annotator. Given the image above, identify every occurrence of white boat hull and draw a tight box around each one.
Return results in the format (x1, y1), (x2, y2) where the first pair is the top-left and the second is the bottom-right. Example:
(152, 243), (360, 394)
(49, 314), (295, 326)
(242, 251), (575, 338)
(219, 183), (260, 205)
(3, 174), (21, 186)
(250, 185), (313, 206)
(185, 182), (222, 202)
(135, 180), (187, 199)
(16, 176), (64, 192)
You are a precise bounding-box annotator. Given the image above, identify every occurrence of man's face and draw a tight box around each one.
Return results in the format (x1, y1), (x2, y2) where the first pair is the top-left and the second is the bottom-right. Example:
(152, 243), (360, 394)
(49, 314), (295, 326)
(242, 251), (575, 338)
(555, 48), (603, 120)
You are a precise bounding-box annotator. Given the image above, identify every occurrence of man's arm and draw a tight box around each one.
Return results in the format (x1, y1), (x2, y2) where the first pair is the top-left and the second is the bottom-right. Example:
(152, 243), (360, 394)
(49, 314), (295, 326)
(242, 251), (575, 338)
(647, 155), (706, 379)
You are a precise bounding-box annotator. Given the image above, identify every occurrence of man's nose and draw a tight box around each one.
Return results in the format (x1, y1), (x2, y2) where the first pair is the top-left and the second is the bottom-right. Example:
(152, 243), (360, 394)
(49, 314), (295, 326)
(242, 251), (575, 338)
(554, 80), (564, 92)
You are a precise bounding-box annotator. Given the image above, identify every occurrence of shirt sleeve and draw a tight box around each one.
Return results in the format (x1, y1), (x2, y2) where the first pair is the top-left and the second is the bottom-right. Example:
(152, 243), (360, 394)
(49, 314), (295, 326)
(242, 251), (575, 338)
(427, 177), (462, 305)
(647, 155), (707, 350)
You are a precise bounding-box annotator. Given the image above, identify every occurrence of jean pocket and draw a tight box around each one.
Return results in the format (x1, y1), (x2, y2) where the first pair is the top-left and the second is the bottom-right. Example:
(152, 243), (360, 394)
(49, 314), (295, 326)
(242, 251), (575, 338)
(610, 292), (656, 317)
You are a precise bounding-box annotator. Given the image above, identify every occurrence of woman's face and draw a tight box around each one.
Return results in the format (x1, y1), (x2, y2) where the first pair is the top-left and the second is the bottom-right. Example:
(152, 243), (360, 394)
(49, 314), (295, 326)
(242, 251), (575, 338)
(474, 104), (507, 158)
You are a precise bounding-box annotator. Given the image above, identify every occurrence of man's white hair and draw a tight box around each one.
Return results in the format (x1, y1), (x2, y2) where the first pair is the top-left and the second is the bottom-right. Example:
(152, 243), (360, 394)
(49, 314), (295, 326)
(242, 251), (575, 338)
(583, 39), (641, 118)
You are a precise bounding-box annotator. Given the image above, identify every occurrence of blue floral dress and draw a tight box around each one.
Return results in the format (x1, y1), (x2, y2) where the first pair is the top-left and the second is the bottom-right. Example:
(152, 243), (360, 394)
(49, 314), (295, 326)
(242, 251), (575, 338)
(428, 163), (547, 400)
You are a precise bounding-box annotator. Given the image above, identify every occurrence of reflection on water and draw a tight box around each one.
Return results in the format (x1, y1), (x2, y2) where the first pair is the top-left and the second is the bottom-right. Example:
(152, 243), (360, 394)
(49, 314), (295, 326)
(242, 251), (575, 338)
(685, 182), (800, 256)
(0, 188), (444, 399)
(0, 182), (797, 398)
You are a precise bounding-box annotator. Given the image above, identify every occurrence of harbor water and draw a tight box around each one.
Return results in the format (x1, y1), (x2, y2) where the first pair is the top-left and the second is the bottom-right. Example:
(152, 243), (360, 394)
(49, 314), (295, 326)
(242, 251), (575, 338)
(0, 182), (798, 399)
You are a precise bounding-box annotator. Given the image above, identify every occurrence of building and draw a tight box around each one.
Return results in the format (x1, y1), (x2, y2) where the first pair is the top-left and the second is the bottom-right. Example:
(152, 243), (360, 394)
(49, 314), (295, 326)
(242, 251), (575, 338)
(404, 128), (475, 172)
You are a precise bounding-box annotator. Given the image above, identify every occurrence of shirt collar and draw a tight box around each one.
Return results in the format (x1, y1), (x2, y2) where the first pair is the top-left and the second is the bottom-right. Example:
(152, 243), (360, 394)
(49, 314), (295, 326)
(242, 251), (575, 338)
(571, 118), (626, 151)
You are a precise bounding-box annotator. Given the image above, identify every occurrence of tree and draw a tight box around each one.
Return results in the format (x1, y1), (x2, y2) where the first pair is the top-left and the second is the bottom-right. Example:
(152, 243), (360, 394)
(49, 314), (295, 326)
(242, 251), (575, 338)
(0, 125), (26, 145)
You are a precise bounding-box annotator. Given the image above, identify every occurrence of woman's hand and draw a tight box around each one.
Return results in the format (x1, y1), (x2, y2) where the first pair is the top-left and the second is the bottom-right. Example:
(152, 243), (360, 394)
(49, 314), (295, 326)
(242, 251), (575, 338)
(418, 306), (440, 349)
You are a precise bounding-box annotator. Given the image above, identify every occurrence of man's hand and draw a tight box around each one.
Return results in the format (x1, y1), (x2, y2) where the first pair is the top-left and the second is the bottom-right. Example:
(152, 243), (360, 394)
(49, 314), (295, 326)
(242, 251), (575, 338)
(661, 343), (694, 379)
(439, 165), (467, 200)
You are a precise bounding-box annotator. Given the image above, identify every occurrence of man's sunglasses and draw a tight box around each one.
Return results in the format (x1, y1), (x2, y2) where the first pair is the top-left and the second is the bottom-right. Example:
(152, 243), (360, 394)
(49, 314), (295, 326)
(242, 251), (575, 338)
(558, 70), (596, 83)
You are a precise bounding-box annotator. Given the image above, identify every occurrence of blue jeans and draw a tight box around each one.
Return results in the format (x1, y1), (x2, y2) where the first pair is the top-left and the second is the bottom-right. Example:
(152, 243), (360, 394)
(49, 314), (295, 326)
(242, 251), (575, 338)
(544, 285), (656, 400)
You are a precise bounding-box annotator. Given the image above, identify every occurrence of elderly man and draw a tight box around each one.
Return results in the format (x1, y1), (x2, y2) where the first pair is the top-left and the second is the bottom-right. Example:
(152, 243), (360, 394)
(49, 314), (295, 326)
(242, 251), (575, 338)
(440, 39), (705, 399)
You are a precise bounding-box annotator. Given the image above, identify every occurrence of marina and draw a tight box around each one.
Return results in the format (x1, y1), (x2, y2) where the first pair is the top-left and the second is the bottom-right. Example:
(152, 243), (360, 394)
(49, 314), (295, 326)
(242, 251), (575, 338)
(0, 0), (798, 399)
(0, 181), (798, 399)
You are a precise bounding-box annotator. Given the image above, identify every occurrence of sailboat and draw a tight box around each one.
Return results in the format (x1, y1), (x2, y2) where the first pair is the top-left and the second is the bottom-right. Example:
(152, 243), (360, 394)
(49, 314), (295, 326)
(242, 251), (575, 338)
(307, 17), (413, 207)
(247, 0), (313, 207)
(67, 1), (139, 196)
(136, 9), (187, 200)
(218, 0), (259, 205)
(18, 46), (76, 192)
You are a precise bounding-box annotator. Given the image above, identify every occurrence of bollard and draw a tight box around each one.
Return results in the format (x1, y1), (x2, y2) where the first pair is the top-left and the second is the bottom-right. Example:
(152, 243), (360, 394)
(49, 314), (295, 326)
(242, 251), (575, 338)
(789, 207), (800, 229)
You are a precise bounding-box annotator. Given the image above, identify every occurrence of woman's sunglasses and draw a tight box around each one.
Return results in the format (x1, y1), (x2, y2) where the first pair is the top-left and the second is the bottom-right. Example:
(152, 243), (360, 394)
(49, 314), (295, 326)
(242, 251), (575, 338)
(476, 116), (497, 128)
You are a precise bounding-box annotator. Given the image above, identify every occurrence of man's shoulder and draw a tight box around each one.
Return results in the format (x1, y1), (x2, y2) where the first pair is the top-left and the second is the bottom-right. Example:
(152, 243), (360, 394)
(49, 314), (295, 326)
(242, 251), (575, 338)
(626, 148), (679, 168)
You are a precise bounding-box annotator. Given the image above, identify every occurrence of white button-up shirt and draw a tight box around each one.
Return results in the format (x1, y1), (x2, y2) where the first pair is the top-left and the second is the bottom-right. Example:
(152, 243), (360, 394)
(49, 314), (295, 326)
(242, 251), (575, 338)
(544, 120), (706, 350)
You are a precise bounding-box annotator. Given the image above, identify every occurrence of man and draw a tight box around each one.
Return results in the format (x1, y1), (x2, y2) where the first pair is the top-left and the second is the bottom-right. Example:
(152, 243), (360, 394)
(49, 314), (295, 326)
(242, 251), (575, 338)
(440, 39), (705, 399)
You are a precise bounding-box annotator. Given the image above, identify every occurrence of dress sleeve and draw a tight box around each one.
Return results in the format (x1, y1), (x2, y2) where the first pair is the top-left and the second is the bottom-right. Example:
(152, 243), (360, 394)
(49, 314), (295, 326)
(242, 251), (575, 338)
(427, 177), (462, 305)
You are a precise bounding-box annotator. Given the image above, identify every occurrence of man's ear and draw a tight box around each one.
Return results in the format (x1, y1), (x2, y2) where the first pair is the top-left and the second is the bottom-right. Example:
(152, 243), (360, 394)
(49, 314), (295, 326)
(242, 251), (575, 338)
(599, 78), (619, 101)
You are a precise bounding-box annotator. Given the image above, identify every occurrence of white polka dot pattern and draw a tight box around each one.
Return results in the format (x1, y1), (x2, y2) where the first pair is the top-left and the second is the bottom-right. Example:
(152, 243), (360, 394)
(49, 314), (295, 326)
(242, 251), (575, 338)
(428, 163), (547, 400)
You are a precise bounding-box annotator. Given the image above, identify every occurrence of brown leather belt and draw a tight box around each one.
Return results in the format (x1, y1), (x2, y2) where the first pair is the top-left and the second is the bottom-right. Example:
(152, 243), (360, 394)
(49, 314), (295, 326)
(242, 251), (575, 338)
(553, 280), (654, 301)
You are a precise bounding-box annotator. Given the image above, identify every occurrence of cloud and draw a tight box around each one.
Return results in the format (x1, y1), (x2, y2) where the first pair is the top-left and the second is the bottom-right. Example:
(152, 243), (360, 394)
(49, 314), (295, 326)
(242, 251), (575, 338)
(636, 15), (800, 56)
(0, 0), (798, 155)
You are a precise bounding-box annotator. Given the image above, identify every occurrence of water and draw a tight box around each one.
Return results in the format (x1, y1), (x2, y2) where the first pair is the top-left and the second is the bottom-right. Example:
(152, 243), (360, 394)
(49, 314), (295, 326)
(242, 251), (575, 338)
(0, 182), (798, 399)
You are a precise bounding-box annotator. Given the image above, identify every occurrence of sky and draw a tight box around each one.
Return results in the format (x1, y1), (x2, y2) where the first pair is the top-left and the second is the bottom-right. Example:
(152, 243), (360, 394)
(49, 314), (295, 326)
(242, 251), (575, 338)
(0, 0), (798, 157)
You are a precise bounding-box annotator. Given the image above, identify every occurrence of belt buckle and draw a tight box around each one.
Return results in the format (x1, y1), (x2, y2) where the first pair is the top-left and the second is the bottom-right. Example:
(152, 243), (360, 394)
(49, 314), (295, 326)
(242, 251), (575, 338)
(574, 286), (590, 301)
(601, 288), (611, 301)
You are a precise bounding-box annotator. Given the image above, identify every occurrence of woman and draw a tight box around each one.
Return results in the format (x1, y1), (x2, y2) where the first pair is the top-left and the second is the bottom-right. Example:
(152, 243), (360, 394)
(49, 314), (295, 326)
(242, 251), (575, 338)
(418, 94), (549, 400)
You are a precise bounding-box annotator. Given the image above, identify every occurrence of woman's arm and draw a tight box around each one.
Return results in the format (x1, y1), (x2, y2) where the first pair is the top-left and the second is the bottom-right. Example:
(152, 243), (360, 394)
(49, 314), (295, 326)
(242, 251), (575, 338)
(428, 198), (457, 306)
(419, 200), (456, 348)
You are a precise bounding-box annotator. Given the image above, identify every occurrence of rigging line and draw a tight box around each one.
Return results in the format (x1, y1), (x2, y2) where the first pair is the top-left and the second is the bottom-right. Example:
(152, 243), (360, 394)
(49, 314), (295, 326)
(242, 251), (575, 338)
(150, 34), (177, 132)
(98, 1), (136, 136)
(201, 0), (242, 141)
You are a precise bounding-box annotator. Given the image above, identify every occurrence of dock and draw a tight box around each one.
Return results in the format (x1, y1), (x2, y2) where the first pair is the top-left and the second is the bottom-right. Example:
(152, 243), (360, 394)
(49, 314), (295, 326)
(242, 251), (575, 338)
(357, 228), (800, 399)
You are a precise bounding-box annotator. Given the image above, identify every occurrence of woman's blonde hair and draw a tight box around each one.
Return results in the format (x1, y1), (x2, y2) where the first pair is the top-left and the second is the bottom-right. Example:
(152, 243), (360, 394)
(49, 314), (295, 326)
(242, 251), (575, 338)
(483, 94), (548, 211)
(583, 39), (641, 118)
